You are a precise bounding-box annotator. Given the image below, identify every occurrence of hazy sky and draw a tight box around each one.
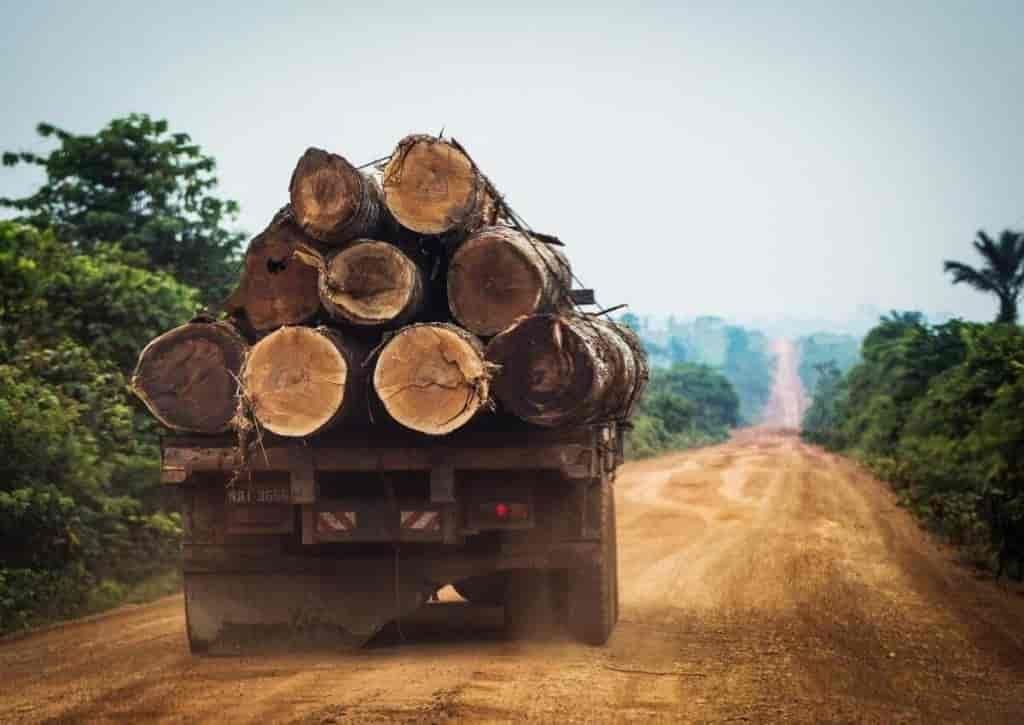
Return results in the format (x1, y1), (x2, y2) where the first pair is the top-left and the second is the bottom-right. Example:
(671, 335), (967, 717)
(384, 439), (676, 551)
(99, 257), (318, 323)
(2, 1), (1021, 325)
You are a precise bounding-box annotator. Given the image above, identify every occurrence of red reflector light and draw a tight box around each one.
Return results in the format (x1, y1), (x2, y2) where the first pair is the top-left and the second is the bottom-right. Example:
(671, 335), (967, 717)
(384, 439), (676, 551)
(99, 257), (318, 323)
(495, 502), (509, 519)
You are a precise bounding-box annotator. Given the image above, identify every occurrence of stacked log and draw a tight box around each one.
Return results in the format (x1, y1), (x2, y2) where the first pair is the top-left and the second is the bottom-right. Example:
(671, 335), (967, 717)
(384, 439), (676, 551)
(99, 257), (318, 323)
(133, 133), (647, 439)
(448, 226), (571, 337)
(485, 315), (648, 428)
(131, 319), (248, 434)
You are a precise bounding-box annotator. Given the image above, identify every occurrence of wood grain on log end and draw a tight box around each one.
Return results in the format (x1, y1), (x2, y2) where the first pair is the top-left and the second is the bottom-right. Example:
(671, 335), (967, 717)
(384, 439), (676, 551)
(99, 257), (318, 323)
(382, 135), (495, 235)
(224, 208), (322, 332)
(448, 226), (571, 336)
(132, 321), (248, 434)
(242, 326), (365, 437)
(373, 323), (489, 435)
(321, 240), (425, 327)
(289, 148), (381, 244)
(486, 314), (647, 428)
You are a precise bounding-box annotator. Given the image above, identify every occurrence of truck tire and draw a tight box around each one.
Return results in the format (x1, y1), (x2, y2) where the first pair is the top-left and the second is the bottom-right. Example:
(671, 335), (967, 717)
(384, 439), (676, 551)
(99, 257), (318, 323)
(504, 569), (557, 639)
(184, 575), (220, 654)
(566, 477), (617, 645)
(453, 574), (507, 605)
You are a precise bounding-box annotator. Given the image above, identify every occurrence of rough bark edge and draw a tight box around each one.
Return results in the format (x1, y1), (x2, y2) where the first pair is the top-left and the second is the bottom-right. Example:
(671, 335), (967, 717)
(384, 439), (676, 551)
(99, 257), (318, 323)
(289, 147), (384, 245)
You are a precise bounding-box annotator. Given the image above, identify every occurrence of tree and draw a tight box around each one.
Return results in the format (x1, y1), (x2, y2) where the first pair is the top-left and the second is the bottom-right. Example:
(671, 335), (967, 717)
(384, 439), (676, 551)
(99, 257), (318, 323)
(944, 229), (1024, 324)
(2, 114), (243, 302)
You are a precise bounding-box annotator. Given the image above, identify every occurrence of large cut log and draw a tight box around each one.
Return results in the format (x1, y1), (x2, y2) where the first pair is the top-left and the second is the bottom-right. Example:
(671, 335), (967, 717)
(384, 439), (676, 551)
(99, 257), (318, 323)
(131, 320), (248, 434)
(289, 148), (383, 244)
(224, 207), (321, 333)
(485, 314), (649, 428)
(241, 326), (367, 437)
(294, 240), (427, 328)
(373, 323), (490, 435)
(448, 226), (572, 336)
(382, 135), (497, 235)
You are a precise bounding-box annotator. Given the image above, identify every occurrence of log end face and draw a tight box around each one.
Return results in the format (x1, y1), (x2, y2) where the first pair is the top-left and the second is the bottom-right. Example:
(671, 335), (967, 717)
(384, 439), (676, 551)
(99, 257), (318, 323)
(448, 233), (545, 337)
(373, 324), (488, 435)
(382, 137), (480, 235)
(133, 323), (247, 434)
(242, 326), (350, 438)
(323, 241), (419, 326)
(290, 148), (363, 242)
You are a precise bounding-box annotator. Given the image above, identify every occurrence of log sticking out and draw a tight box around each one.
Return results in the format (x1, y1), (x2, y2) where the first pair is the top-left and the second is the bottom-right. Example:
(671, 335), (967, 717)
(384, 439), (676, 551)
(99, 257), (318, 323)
(373, 323), (490, 435)
(223, 207), (322, 333)
(295, 240), (427, 328)
(486, 314), (649, 428)
(448, 226), (572, 337)
(131, 320), (248, 434)
(289, 148), (383, 244)
(241, 326), (367, 437)
(382, 135), (497, 235)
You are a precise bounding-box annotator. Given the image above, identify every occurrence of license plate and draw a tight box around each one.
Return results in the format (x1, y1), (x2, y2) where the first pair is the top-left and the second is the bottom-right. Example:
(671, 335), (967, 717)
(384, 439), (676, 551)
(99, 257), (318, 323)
(226, 485), (290, 505)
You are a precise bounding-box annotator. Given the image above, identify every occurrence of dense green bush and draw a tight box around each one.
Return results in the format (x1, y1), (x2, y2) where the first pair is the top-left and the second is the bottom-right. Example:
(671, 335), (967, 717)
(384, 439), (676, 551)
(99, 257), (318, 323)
(802, 314), (1024, 576)
(627, 362), (740, 458)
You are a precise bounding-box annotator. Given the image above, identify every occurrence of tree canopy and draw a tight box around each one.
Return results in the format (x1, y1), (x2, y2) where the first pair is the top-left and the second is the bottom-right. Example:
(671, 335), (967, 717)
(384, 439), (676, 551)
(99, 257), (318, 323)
(944, 229), (1024, 324)
(2, 114), (243, 303)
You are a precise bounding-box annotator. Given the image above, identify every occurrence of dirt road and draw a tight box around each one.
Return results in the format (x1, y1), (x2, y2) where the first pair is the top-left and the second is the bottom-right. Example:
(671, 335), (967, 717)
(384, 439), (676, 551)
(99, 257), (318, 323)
(3, 350), (1024, 723)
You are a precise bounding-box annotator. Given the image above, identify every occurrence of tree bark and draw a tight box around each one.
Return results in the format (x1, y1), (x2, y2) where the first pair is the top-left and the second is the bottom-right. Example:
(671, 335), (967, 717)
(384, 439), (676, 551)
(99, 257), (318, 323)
(448, 226), (572, 336)
(381, 135), (497, 235)
(241, 326), (368, 437)
(372, 323), (490, 435)
(131, 320), (248, 434)
(289, 147), (383, 244)
(223, 207), (322, 333)
(294, 240), (427, 328)
(485, 314), (649, 428)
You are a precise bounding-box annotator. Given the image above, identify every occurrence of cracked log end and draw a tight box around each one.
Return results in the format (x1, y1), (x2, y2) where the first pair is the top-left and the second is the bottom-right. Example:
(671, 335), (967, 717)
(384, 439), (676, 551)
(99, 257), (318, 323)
(382, 136), (495, 235)
(241, 326), (364, 437)
(321, 240), (424, 327)
(373, 323), (489, 435)
(131, 321), (248, 434)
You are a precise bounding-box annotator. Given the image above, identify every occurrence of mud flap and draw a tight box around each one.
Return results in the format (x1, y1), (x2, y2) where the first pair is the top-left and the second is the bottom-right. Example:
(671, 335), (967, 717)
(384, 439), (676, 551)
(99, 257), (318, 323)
(184, 566), (436, 651)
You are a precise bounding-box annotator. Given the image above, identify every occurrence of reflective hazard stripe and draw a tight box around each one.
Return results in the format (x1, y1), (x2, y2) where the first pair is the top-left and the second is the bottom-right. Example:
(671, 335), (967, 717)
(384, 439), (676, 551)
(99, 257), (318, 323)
(317, 511), (357, 532)
(400, 510), (441, 531)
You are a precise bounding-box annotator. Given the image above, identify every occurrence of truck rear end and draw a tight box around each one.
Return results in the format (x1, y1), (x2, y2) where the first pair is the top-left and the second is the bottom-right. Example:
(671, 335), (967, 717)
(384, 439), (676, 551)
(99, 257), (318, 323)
(165, 422), (624, 650)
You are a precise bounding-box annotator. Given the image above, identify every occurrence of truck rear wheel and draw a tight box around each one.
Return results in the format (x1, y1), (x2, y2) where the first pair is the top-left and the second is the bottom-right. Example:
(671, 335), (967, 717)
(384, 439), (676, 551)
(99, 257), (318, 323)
(453, 574), (507, 605)
(566, 478), (618, 645)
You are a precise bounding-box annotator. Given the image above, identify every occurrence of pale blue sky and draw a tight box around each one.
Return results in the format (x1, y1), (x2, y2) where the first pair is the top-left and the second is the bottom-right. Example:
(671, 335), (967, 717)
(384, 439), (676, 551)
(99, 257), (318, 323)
(2, 1), (1021, 325)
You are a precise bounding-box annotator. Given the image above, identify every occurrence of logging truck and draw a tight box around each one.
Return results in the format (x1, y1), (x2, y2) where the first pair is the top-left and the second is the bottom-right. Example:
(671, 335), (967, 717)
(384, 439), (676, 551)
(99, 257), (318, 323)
(165, 420), (623, 650)
(134, 134), (647, 652)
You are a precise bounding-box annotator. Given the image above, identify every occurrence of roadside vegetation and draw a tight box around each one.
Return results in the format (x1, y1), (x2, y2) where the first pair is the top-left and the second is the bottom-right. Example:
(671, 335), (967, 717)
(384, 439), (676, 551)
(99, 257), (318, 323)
(802, 230), (1024, 578)
(0, 115), (240, 632)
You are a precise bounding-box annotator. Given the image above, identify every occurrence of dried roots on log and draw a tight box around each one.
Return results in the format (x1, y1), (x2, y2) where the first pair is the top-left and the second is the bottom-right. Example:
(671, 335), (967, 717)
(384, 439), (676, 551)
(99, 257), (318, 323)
(448, 225), (572, 336)
(131, 320), (249, 434)
(289, 147), (383, 244)
(224, 207), (322, 333)
(485, 314), (649, 428)
(241, 326), (367, 437)
(372, 323), (490, 435)
(295, 240), (427, 328)
(381, 135), (497, 235)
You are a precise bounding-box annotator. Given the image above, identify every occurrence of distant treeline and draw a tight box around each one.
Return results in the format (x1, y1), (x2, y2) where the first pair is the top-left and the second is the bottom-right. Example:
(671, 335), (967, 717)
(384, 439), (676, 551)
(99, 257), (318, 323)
(621, 314), (775, 424)
(795, 332), (860, 394)
(802, 312), (1024, 578)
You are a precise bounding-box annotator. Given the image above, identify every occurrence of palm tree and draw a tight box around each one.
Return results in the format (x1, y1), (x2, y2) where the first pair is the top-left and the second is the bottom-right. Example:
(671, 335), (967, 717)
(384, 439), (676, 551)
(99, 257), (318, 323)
(944, 229), (1024, 324)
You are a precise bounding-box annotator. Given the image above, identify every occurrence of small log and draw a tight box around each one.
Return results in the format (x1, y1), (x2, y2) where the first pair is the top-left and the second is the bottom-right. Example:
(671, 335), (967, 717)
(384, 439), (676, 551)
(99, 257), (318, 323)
(373, 323), (490, 435)
(131, 320), (248, 434)
(241, 326), (367, 437)
(382, 135), (497, 235)
(223, 207), (321, 333)
(295, 240), (427, 328)
(289, 148), (383, 244)
(485, 314), (649, 428)
(448, 226), (571, 336)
